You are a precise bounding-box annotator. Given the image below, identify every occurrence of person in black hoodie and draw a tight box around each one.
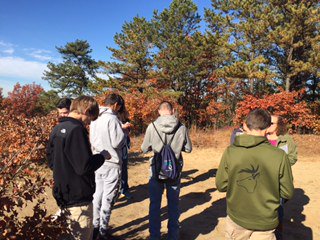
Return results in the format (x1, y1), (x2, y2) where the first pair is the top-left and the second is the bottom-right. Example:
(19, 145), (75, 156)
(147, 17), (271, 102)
(47, 96), (111, 240)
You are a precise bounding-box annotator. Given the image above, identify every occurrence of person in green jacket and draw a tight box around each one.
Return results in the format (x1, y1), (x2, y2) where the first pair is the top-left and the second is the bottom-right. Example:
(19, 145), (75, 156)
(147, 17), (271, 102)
(267, 115), (298, 166)
(216, 109), (294, 240)
(267, 115), (298, 239)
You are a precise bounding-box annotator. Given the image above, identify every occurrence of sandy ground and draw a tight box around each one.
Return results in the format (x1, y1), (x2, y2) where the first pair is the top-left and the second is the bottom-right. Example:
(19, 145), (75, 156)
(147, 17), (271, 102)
(43, 145), (320, 240)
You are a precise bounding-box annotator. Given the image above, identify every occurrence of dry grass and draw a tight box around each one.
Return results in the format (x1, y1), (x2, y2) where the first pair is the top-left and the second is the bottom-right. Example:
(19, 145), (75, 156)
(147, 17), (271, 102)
(130, 128), (320, 161)
(130, 127), (232, 153)
(292, 134), (320, 160)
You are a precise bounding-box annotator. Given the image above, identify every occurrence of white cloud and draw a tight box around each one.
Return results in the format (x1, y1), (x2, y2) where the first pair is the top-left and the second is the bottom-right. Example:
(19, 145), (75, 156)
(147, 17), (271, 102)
(25, 49), (53, 62)
(2, 48), (14, 54)
(0, 56), (47, 80)
(0, 41), (15, 55)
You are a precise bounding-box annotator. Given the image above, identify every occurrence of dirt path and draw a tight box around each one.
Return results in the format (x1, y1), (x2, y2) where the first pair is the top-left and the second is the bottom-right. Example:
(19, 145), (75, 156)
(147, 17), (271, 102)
(108, 147), (320, 239)
(45, 146), (320, 239)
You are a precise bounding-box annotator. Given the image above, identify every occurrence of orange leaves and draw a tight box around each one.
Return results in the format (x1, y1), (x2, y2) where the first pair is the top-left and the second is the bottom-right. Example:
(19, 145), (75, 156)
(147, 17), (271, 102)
(0, 108), (57, 196)
(4, 83), (44, 117)
(235, 90), (317, 132)
(0, 107), (62, 238)
(97, 90), (178, 133)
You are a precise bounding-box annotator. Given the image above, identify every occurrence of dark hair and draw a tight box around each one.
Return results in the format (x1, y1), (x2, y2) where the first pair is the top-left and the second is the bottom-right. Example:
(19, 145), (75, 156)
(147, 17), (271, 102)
(70, 96), (99, 121)
(245, 109), (271, 130)
(104, 93), (123, 108)
(118, 95), (125, 114)
(158, 101), (173, 111)
(57, 98), (71, 110)
(276, 116), (288, 136)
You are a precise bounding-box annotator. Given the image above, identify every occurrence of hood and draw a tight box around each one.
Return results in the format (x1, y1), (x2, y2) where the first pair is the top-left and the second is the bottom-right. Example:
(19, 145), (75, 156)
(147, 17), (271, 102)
(277, 134), (291, 143)
(99, 106), (114, 115)
(154, 115), (179, 134)
(234, 134), (269, 148)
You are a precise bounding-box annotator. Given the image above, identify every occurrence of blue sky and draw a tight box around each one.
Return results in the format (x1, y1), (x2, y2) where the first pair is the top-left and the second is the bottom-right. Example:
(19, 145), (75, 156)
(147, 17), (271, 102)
(0, 0), (211, 95)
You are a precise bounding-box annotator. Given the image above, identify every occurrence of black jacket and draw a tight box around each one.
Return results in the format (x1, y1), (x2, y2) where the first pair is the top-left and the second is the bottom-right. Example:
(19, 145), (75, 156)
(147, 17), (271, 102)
(47, 117), (104, 208)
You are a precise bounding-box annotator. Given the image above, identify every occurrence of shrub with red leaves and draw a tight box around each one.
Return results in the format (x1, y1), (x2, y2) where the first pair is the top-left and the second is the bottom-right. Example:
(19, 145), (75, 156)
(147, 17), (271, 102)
(235, 90), (317, 133)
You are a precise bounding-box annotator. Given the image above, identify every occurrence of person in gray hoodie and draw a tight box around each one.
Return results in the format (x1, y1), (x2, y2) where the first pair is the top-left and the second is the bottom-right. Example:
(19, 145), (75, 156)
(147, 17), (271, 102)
(141, 101), (192, 240)
(90, 93), (126, 239)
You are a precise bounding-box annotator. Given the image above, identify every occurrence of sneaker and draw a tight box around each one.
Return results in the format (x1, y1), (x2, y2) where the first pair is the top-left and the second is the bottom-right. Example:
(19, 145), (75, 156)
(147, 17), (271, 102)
(121, 191), (133, 200)
(93, 227), (99, 240)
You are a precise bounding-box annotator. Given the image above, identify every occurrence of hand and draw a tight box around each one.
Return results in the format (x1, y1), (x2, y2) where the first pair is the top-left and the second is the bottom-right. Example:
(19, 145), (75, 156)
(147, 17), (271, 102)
(122, 122), (132, 130)
(100, 150), (111, 160)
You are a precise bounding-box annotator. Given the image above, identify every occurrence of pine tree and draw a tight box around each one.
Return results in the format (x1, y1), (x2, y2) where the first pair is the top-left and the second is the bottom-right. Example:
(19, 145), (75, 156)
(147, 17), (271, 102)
(205, 0), (319, 99)
(43, 40), (99, 96)
(152, 0), (201, 93)
(205, 0), (277, 97)
(104, 17), (154, 92)
(265, 0), (319, 95)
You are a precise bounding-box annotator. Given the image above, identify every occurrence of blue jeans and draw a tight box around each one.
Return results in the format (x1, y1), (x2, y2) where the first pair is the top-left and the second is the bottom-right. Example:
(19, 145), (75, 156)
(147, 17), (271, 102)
(121, 149), (129, 193)
(121, 137), (130, 193)
(149, 177), (180, 240)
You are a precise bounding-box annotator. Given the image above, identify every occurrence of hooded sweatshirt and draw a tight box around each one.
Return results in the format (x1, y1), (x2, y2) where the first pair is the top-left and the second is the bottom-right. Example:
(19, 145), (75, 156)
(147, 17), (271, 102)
(90, 107), (125, 171)
(277, 134), (297, 166)
(216, 134), (294, 231)
(141, 115), (192, 169)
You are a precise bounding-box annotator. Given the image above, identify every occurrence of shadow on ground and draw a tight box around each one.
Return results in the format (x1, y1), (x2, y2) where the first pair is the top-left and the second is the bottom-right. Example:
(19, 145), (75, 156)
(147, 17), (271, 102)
(283, 188), (313, 240)
(111, 169), (218, 239)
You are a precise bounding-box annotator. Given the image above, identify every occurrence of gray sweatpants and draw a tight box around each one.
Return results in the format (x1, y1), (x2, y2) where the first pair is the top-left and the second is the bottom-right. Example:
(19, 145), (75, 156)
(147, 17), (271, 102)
(92, 165), (121, 234)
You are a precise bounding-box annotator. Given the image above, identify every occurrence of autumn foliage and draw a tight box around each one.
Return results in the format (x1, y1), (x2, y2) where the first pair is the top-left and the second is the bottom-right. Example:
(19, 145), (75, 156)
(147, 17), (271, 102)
(0, 91), (70, 238)
(235, 90), (319, 133)
(0, 81), (319, 238)
(97, 89), (183, 134)
(4, 83), (44, 117)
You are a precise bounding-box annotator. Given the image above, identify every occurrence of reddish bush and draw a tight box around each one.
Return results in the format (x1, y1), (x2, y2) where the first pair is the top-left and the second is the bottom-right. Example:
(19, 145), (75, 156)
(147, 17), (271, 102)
(206, 100), (229, 129)
(4, 83), (44, 117)
(97, 89), (182, 134)
(0, 107), (70, 239)
(235, 90), (317, 132)
(0, 88), (3, 109)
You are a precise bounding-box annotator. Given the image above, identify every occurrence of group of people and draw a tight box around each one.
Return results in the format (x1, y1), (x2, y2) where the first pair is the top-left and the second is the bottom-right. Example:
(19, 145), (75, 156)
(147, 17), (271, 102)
(47, 94), (191, 240)
(47, 94), (296, 240)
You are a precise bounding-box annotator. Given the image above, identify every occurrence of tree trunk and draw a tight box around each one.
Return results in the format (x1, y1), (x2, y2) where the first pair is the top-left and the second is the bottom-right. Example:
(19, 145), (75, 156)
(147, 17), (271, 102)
(286, 46), (294, 92)
(250, 78), (254, 93)
(285, 76), (290, 92)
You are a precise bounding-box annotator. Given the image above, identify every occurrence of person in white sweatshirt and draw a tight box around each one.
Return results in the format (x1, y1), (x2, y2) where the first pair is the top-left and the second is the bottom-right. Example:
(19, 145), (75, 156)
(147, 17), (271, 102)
(90, 93), (126, 239)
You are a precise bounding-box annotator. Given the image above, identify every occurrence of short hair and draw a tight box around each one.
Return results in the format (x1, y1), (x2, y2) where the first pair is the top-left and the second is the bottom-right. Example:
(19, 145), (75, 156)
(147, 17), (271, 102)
(57, 98), (71, 110)
(104, 93), (123, 108)
(276, 116), (288, 136)
(158, 101), (173, 111)
(70, 96), (99, 121)
(245, 109), (271, 130)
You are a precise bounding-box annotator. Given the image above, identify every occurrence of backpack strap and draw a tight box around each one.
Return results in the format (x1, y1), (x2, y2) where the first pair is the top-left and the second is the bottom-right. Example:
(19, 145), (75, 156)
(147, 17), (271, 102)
(152, 121), (181, 146)
(152, 122), (165, 145)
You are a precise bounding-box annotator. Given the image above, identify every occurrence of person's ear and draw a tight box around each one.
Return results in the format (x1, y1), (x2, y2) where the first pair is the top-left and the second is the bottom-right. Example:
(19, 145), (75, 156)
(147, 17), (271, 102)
(261, 129), (268, 136)
(243, 122), (249, 132)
